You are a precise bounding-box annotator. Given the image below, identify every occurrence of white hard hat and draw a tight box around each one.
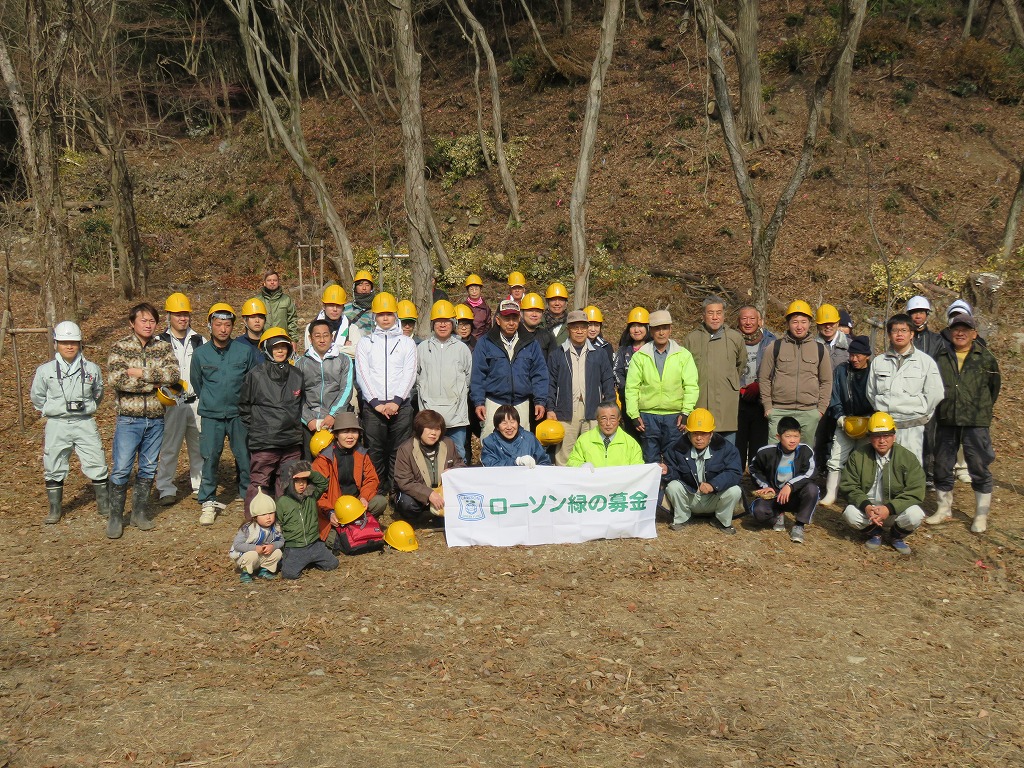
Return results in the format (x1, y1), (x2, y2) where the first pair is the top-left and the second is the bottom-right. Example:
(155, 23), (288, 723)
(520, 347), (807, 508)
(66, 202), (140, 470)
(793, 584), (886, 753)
(905, 295), (931, 313)
(946, 299), (973, 320)
(53, 321), (82, 342)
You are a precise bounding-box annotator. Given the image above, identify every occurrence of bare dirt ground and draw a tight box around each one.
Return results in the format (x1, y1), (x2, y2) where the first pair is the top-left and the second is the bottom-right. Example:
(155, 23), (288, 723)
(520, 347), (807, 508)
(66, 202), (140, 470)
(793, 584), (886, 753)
(2, 289), (1024, 768)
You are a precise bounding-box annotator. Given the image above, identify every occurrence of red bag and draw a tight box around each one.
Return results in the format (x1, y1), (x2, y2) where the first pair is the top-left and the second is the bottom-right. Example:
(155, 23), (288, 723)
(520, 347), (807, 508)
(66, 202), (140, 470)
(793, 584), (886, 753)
(332, 512), (385, 556)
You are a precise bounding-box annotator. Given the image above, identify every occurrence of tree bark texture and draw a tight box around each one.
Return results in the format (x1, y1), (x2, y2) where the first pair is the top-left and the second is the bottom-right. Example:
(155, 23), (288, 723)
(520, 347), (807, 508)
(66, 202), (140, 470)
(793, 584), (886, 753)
(1002, 0), (1024, 48)
(570, 0), (622, 309)
(736, 0), (767, 148)
(225, 0), (356, 285)
(963, 0), (978, 38)
(455, 0), (521, 225)
(697, 0), (863, 314)
(390, 0), (436, 329)
(0, 0), (77, 324)
(1000, 161), (1024, 266)
(830, 0), (868, 140)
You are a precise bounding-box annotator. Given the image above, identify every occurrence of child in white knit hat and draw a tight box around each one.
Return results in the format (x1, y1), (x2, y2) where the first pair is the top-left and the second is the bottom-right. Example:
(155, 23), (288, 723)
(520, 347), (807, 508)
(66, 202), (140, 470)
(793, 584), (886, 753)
(229, 487), (284, 583)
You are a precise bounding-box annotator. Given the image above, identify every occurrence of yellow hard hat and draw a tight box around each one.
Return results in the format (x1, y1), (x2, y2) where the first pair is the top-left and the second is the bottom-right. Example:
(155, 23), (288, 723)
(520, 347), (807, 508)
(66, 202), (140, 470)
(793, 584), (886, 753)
(353, 269), (374, 285)
(259, 327), (292, 354)
(815, 304), (840, 325)
(397, 300), (418, 320)
(430, 300), (457, 321)
(867, 412), (896, 435)
(843, 416), (870, 440)
(545, 282), (569, 300)
(164, 293), (191, 313)
(536, 420), (565, 446)
(207, 302), (236, 321)
(371, 292), (398, 314)
(455, 304), (474, 321)
(155, 380), (186, 407)
(322, 284), (347, 306)
(508, 271), (527, 287)
(309, 430), (334, 458)
(785, 300), (813, 319)
(519, 293), (545, 311)
(464, 273), (483, 288)
(584, 305), (604, 323)
(384, 520), (419, 552)
(241, 297), (267, 317)
(686, 408), (716, 433)
(627, 307), (650, 325)
(334, 495), (365, 525)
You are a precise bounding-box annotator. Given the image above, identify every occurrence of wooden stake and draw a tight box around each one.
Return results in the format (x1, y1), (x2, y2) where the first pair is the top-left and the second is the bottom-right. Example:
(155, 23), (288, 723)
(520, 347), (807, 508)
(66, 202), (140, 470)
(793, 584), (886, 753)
(12, 331), (23, 429)
(297, 242), (304, 301)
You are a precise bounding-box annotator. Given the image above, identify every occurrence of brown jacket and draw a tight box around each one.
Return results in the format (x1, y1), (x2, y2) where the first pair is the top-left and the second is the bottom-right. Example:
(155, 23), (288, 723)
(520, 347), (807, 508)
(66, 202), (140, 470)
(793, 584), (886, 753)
(107, 334), (179, 418)
(393, 436), (465, 504)
(758, 333), (832, 414)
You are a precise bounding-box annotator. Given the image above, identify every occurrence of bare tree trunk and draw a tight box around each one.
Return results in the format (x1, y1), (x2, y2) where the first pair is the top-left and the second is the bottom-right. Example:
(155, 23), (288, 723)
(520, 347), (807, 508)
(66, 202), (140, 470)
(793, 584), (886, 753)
(570, 0), (621, 309)
(1002, 0), (1024, 47)
(0, 0), (76, 323)
(999, 161), (1024, 265)
(110, 137), (146, 297)
(455, 0), (521, 225)
(963, 0), (978, 38)
(562, 0), (573, 34)
(517, 0), (562, 73)
(390, 0), (437, 328)
(830, 0), (868, 139)
(225, 0), (355, 285)
(696, 0), (862, 314)
(736, 0), (767, 147)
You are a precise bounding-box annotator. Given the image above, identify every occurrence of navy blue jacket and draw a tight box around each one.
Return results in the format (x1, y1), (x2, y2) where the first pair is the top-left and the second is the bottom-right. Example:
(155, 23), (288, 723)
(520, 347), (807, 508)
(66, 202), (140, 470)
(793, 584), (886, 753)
(470, 326), (549, 408)
(827, 362), (873, 420)
(480, 427), (552, 467)
(546, 340), (615, 421)
(665, 433), (743, 494)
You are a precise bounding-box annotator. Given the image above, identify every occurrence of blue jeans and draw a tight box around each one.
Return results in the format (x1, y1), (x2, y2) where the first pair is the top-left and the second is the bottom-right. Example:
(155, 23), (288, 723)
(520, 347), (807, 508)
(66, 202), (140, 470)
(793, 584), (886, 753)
(446, 426), (468, 462)
(639, 412), (681, 464)
(111, 416), (165, 485)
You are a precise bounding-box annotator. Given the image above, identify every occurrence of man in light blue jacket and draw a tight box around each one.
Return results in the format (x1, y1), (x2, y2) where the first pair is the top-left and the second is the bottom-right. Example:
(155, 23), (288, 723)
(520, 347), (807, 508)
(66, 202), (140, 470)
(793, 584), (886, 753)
(867, 313), (943, 464)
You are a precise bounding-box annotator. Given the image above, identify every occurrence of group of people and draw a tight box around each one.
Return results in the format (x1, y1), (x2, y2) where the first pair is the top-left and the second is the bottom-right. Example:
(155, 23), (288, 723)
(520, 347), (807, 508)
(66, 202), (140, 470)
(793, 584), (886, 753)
(30, 266), (1000, 579)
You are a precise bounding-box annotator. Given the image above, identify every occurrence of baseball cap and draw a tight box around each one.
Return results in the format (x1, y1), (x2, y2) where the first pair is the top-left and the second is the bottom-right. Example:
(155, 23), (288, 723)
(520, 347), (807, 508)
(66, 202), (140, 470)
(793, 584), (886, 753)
(497, 300), (521, 316)
(648, 310), (672, 327)
(566, 310), (588, 324)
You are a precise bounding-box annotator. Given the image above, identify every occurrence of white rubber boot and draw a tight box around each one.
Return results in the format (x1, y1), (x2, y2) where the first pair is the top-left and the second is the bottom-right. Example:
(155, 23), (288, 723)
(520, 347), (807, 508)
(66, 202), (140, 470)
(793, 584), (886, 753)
(971, 492), (991, 533)
(821, 470), (841, 506)
(925, 490), (953, 525)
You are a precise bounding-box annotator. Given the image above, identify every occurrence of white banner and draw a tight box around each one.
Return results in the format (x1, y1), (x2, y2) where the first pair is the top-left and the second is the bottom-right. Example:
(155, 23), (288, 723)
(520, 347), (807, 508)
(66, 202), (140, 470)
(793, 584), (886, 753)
(442, 464), (661, 547)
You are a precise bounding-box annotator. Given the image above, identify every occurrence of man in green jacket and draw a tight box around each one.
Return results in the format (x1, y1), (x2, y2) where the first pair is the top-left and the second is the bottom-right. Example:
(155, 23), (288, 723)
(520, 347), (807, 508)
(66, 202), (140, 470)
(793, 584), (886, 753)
(684, 296), (745, 443)
(190, 303), (259, 525)
(567, 401), (644, 467)
(624, 310), (700, 465)
(258, 270), (299, 343)
(839, 411), (926, 555)
(926, 312), (1001, 532)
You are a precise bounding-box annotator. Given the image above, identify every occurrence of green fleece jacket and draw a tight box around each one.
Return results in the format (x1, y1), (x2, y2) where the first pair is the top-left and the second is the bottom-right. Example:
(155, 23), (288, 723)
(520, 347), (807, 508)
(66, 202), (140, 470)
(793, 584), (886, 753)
(276, 471), (329, 548)
(567, 427), (644, 468)
(839, 443), (925, 516)
(259, 286), (299, 342)
(624, 340), (699, 419)
(935, 341), (1001, 427)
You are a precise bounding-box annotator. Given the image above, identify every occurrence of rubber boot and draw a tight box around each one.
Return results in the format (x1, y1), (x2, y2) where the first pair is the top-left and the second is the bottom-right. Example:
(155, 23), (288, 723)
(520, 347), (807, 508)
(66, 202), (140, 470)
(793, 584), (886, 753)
(971, 491), (991, 533)
(92, 480), (111, 520)
(130, 477), (156, 532)
(45, 483), (64, 524)
(821, 470), (841, 506)
(107, 483), (128, 539)
(925, 490), (953, 525)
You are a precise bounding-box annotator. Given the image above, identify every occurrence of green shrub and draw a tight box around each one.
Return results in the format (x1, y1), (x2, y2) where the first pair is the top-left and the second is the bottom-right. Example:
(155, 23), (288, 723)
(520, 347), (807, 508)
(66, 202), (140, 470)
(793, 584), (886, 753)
(429, 134), (526, 189)
(952, 40), (1024, 103)
(854, 24), (915, 68)
(72, 216), (112, 270)
(868, 258), (968, 304)
(509, 53), (535, 83)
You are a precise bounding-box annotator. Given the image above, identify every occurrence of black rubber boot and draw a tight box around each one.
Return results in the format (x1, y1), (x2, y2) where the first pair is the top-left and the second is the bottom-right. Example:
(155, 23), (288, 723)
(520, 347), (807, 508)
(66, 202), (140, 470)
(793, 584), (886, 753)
(45, 483), (64, 524)
(92, 480), (111, 520)
(107, 483), (128, 539)
(130, 477), (155, 531)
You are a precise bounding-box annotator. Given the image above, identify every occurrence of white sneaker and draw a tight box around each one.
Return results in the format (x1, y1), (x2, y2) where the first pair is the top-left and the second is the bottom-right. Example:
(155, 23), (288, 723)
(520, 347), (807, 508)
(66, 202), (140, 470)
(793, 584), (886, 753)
(199, 502), (218, 525)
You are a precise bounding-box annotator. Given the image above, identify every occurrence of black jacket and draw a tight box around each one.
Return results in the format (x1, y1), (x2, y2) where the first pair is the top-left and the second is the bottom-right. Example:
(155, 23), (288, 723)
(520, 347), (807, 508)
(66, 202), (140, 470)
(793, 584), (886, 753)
(665, 433), (743, 494)
(749, 442), (816, 493)
(239, 359), (305, 450)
